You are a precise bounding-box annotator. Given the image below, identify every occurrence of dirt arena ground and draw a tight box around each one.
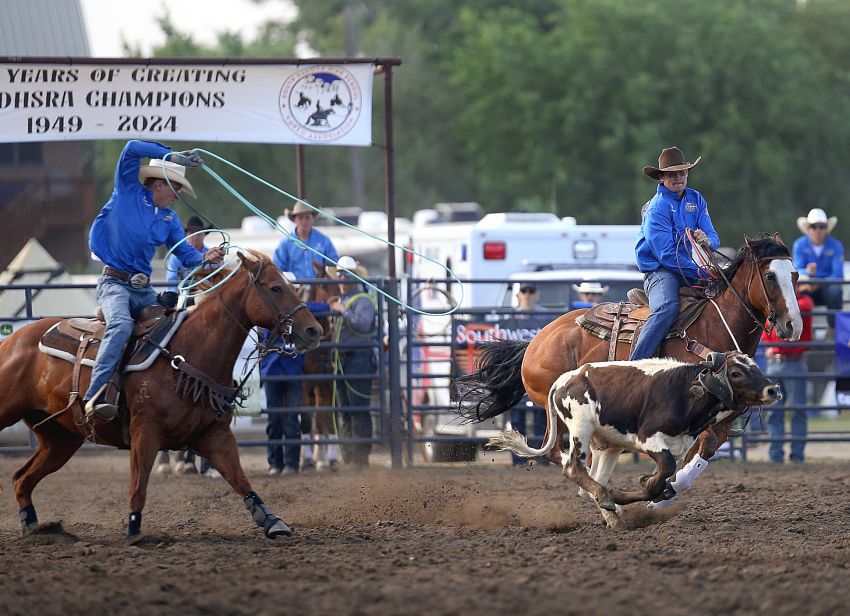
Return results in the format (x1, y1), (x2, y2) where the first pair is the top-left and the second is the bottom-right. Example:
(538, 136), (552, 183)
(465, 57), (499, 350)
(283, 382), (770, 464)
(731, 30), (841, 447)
(2, 451), (850, 616)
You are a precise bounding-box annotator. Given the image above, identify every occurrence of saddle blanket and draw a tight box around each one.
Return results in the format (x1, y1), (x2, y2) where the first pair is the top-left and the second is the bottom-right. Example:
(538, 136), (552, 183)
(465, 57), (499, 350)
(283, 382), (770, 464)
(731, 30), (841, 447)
(38, 310), (188, 373)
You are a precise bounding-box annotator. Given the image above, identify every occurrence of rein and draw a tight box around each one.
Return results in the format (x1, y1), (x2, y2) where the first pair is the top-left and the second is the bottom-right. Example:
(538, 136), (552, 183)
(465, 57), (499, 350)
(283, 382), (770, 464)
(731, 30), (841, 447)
(683, 232), (790, 337)
(170, 258), (308, 417)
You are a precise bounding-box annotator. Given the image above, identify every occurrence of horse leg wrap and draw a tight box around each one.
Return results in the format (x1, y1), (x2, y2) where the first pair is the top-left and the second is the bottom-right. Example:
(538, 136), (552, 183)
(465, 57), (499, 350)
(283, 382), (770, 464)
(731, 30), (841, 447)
(127, 511), (142, 537)
(647, 455), (709, 510)
(244, 491), (292, 538)
(19, 505), (38, 536)
(670, 454), (708, 493)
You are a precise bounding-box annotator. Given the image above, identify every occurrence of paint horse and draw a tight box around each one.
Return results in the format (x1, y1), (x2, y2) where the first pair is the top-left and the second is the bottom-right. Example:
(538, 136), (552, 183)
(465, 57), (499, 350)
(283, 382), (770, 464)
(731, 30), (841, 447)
(299, 262), (341, 471)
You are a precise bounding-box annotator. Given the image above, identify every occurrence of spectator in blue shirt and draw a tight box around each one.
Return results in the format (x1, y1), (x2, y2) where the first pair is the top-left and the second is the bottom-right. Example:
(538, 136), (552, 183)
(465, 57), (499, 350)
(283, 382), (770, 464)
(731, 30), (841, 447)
(84, 141), (223, 421)
(570, 281), (609, 311)
(271, 202), (339, 470)
(630, 147), (720, 361)
(793, 208), (844, 328)
(165, 215), (212, 295)
(273, 202), (339, 279)
(260, 300), (331, 475)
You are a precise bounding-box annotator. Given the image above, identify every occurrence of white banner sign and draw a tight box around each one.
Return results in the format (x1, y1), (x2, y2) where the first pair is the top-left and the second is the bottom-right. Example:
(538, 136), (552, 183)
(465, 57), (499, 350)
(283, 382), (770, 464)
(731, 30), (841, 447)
(0, 62), (374, 146)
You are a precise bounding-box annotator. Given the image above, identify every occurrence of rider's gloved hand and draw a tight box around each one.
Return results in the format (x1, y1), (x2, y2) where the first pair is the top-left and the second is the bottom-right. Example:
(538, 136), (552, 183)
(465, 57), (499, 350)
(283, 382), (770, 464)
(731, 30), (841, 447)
(172, 149), (205, 167)
(691, 229), (711, 250)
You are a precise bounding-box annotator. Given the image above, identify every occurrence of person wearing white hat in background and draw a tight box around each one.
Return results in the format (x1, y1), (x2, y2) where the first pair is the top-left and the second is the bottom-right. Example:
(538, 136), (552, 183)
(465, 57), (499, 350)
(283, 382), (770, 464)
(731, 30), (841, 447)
(84, 140), (223, 422)
(570, 281), (610, 311)
(792, 208), (844, 328)
(327, 256), (377, 468)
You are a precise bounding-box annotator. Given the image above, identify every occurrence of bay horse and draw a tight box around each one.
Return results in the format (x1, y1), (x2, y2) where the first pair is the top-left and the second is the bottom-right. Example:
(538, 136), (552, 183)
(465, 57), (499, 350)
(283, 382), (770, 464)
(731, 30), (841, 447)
(0, 250), (322, 539)
(455, 234), (802, 502)
(300, 262), (340, 471)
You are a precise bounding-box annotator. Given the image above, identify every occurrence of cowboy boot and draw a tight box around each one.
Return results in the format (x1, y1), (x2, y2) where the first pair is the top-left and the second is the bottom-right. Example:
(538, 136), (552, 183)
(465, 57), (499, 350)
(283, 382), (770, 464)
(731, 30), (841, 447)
(85, 379), (120, 422)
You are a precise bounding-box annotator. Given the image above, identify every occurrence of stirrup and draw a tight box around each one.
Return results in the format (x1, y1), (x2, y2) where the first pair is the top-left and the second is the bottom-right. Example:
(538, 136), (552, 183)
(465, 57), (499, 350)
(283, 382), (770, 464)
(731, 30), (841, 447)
(84, 382), (119, 422)
(85, 399), (118, 422)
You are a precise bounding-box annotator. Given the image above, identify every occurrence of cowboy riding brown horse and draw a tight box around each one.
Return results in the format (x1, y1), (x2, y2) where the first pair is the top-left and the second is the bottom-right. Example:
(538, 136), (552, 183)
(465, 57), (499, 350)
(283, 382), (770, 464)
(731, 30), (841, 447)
(0, 250), (322, 539)
(455, 234), (802, 505)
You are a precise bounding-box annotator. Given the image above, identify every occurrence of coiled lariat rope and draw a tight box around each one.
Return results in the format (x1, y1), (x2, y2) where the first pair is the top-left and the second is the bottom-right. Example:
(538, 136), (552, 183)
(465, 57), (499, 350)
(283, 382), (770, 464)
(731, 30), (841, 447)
(160, 149), (463, 316)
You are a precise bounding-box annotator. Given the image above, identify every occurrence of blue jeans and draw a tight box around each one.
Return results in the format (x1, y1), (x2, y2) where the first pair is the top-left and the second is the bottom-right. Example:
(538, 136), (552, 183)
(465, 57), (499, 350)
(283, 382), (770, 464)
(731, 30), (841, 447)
(84, 276), (157, 401)
(766, 357), (808, 462)
(510, 397), (549, 466)
(630, 268), (689, 361)
(264, 378), (303, 471)
(338, 350), (375, 466)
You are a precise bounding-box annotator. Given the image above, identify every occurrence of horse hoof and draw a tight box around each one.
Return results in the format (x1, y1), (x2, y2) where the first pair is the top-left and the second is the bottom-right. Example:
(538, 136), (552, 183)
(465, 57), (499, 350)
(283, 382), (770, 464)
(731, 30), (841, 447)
(598, 497), (617, 512)
(126, 533), (145, 546)
(265, 519), (293, 538)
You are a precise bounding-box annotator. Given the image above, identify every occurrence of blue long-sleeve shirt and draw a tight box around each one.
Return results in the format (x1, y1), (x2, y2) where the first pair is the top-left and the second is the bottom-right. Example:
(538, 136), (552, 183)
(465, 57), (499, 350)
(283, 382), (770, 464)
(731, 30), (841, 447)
(792, 235), (844, 279)
(635, 184), (720, 279)
(166, 245), (209, 291)
(259, 301), (331, 377)
(89, 140), (203, 277)
(272, 229), (339, 280)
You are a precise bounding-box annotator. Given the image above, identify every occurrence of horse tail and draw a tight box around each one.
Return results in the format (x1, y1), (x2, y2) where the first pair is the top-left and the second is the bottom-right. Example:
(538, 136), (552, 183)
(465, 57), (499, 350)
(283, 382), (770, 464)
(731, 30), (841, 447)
(452, 339), (529, 423)
(487, 381), (559, 458)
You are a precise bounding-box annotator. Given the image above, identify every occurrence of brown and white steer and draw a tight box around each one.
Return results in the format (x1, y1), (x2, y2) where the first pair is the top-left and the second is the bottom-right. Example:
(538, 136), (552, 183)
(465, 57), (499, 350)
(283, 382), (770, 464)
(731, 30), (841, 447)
(489, 351), (779, 526)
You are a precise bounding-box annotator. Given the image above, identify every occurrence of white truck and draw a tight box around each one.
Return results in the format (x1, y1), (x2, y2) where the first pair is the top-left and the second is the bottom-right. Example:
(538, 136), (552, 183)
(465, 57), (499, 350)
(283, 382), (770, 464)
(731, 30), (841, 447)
(406, 210), (642, 461)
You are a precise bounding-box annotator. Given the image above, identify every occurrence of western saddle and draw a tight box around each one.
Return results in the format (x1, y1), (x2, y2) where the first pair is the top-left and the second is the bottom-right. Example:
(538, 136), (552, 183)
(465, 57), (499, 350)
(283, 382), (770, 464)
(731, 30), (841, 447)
(576, 287), (709, 360)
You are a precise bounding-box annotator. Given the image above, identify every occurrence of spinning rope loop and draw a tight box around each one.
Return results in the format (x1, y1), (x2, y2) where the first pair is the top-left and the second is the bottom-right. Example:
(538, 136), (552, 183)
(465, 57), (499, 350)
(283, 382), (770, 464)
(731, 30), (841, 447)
(159, 149), (463, 315)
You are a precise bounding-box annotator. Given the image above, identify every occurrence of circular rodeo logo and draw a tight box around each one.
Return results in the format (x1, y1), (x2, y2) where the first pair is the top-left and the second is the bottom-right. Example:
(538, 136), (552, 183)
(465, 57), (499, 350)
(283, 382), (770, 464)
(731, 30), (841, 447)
(279, 66), (362, 142)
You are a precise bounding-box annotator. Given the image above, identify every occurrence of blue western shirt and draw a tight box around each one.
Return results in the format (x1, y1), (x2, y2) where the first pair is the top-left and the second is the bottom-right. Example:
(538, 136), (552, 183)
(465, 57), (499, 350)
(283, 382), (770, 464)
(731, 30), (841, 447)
(635, 184), (720, 279)
(259, 301), (332, 377)
(89, 140), (203, 277)
(272, 229), (339, 280)
(792, 235), (844, 279)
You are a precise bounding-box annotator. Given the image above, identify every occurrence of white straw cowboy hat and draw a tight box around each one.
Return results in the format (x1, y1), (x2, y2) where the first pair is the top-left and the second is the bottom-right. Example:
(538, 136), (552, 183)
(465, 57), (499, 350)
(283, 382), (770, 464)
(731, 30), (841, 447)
(285, 202), (319, 221)
(796, 208), (837, 234)
(643, 146), (701, 180)
(326, 255), (369, 279)
(138, 159), (196, 198)
(572, 281), (609, 295)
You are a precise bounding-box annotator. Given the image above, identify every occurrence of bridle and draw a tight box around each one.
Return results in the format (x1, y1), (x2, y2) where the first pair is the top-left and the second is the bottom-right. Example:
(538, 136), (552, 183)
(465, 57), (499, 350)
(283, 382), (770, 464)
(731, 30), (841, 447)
(215, 257), (308, 357)
(697, 237), (792, 336)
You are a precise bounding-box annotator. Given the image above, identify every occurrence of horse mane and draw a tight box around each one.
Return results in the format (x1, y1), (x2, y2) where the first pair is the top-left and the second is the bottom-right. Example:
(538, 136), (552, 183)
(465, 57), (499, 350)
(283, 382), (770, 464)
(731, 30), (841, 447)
(190, 250), (269, 304)
(721, 233), (790, 280)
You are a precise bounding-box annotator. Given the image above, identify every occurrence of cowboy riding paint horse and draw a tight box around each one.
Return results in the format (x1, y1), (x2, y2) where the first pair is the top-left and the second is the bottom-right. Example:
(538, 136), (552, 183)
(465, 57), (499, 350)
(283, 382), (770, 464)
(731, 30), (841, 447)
(0, 250), (322, 539)
(455, 235), (802, 505)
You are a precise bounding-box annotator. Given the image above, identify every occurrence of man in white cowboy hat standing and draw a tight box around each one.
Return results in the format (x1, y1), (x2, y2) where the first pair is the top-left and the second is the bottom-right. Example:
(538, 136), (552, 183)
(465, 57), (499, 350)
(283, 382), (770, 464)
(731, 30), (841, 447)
(630, 146), (720, 361)
(274, 201), (339, 279)
(84, 140), (223, 421)
(792, 208), (844, 328)
(570, 280), (609, 310)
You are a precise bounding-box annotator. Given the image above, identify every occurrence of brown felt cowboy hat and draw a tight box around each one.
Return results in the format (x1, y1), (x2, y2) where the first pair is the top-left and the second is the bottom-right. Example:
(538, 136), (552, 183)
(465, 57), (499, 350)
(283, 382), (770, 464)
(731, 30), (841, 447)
(643, 147), (701, 181)
(284, 201), (319, 221)
(139, 159), (197, 198)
